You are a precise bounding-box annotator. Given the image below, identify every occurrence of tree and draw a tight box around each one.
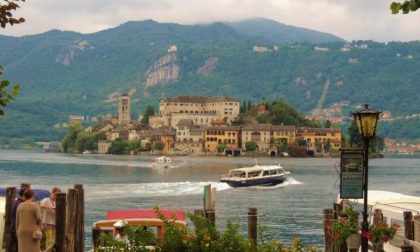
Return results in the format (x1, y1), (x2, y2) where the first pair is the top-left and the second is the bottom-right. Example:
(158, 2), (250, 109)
(324, 120), (332, 128)
(109, 138), (129, 155)
(391, 0), (420, 13)
(0, 0), (25, 28)
(216, 143), (226, 153)
(152, 141), (164, 151)
(324, 139), (331, 153)
(141, 105), (155, 126)
(348, 120), (362, 147)
(245, 141), (257, 152)
(0, 0), (25, 115)
(61, 123), (83, 153)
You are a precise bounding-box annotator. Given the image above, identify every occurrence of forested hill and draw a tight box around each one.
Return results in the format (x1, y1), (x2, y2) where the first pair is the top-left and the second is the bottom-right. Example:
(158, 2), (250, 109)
(0, 19), (419, 143)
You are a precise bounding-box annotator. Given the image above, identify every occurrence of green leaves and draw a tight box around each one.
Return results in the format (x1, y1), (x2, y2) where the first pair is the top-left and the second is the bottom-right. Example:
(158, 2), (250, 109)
(0, 0), (26, 28)
(0, 65), (20, 116)
(391, 0), (420, 14)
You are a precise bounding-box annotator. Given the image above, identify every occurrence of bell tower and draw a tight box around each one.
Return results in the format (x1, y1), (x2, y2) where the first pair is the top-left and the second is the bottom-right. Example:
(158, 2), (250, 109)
(118, 94), (131, 125)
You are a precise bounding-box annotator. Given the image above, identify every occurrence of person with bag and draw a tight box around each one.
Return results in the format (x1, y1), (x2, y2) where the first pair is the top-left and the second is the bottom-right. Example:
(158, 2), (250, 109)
(16, 188), (42, 252)
(10, 184), (30, 252)
(40, 187), (61, 250)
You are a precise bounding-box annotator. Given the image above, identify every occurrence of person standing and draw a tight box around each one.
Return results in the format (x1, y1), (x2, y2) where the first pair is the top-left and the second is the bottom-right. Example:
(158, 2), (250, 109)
(10, 184), (30, 252)
(16, 188), (42, 252)
(40, 187), (61, 250)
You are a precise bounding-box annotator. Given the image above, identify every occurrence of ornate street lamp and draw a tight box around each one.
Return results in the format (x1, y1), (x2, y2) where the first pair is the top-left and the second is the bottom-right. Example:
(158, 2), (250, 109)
(352, 104), (381, 252)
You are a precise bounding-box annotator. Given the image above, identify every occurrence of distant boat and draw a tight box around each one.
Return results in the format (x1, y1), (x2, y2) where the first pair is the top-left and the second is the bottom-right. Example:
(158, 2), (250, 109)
(151, 156), (171, 168)
(220, 164), (290, 188)
(82, 150), (92, 154)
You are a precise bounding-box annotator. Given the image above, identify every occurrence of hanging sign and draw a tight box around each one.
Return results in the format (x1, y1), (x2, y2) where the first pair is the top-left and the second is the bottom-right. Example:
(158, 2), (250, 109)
(340, 148), (364, 199)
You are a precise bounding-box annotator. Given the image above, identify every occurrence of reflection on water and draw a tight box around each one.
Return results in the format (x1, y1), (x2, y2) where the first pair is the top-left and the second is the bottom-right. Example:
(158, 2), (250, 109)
(1, 149), (419, 249)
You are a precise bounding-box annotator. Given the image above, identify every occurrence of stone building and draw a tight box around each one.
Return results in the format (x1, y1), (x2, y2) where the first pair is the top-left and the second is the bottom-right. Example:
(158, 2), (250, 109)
(174, 119), (205, 155)
(149, 95), (240, 129)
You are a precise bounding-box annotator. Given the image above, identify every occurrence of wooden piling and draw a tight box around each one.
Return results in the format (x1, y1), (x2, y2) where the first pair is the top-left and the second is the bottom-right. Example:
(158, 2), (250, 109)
(333, 203), (342, 219)
(401, 245), (414, 252)
(414, 215), (420, 242)
(3, 187), (16, 252)
(65, 189), (78, 252)
(92, 227), (101, 250)
(404, 211), (414, 240)
(55, 192), (67, 252)
(194, 209), (205, 217)
(74, 184), (85, 252)
(373, 209), (383, 224)
(248, 208), (257, 247)
(323, 208), (333, 252)
(205, 209), (215, 226)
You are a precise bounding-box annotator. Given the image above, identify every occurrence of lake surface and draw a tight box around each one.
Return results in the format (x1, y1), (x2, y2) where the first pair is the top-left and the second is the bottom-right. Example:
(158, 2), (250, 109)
(1, 149), (419, 250)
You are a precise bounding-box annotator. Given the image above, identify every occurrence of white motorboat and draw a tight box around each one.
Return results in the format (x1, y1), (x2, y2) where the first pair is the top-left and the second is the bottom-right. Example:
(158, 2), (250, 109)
(151, 156), (171, 168)
(220, 164), (290, 188)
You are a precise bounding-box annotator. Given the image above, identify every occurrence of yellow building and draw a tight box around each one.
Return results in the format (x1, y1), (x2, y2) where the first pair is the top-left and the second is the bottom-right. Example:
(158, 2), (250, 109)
(271, 125), (296, 145)
(204, 126), (241, 154)
(296, 127), (342, 151)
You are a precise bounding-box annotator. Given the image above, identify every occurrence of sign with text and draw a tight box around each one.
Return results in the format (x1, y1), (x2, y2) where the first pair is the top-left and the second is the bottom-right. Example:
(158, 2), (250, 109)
(340, 149), (364, 199)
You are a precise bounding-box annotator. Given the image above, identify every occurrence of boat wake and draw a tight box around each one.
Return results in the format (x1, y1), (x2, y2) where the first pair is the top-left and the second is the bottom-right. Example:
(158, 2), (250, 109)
(86, 181), (231, 201)
(239, 177), (302, 190)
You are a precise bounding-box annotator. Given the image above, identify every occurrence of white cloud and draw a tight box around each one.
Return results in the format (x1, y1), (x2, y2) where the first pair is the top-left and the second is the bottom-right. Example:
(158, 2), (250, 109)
(2, 0), (420, 41)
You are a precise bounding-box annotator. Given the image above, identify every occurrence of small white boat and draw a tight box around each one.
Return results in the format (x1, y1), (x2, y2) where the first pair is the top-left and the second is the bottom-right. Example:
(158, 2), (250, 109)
(220, 164), (290, 188)
(338, 190), (420, 252)
(151, 156), (171, 168)
(82, 150), (92, 154)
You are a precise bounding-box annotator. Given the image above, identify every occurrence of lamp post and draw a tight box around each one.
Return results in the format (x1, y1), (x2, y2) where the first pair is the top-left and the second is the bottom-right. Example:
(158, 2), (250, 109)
(352, 104), (381, 252)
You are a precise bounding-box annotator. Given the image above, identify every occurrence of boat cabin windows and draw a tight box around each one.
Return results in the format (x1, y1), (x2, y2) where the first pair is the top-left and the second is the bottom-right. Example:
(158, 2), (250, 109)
(230, 171), (246, 177)
(247, 171), (261, 178)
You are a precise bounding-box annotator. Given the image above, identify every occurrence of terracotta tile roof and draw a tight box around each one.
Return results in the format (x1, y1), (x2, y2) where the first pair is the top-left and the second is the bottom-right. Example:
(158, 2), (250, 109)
(205, 126), (241, 131)
(176, 119), (195, 126)
(161, 95), (238, 103)
(241, 124), (272, 131)
(297, 127), (341, 133)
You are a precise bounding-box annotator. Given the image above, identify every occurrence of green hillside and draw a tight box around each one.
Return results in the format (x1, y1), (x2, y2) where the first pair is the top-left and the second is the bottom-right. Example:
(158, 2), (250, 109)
(0, 19), (419, 143)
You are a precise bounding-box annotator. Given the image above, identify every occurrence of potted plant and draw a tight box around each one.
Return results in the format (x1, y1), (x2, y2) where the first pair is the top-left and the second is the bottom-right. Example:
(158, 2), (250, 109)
(326, 204), (360, 250)
(362, 222), (399, 252)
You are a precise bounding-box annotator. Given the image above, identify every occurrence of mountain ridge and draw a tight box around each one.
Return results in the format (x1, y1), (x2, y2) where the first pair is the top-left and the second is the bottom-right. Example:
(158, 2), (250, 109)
(0, 18), (419, 142)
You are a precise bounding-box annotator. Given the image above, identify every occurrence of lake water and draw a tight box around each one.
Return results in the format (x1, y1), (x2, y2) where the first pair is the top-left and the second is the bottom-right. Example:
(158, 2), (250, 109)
(0, 149), (419, 250)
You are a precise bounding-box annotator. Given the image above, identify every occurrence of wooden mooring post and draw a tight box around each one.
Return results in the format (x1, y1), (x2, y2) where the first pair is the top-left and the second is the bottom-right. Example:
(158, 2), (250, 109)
(55, 192), (67, 252)
(404, 211), (414, 240)
(74, 184), (85, 252)
(248, 208), (257, 247)
(3, 187), (16, 252)
(414, 215), (420, 242)
(65, 189), (77, 252)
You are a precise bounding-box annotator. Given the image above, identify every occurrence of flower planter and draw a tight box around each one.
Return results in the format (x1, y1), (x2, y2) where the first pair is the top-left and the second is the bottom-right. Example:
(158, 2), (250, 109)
(346, 234), (361, 249)
(372, 240), (384, 252)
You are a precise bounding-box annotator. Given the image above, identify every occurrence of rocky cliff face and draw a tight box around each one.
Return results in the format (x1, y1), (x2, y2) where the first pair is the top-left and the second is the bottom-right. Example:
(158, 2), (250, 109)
(197, 57), (218, 76)
(145, 52), (180, 87)
(55, 40), (93, 65)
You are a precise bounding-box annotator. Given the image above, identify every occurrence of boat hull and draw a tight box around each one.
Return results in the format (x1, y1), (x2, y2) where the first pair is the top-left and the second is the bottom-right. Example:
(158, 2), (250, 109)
(220, 175), (286, 188)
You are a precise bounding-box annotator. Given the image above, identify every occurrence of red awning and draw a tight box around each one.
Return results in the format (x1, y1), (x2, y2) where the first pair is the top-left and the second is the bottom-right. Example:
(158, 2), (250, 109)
(106, 209), (186, 221)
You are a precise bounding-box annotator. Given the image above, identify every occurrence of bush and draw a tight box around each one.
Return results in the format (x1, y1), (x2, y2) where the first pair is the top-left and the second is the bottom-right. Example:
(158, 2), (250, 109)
(99, 208), (318, 252)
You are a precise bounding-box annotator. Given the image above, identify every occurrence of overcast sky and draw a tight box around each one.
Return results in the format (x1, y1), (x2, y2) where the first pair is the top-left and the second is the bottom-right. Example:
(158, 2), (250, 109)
(2, 0), (420, 42)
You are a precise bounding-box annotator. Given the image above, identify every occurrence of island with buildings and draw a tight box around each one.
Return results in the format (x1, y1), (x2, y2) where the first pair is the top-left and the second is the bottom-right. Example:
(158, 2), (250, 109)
(60, 94), (343, 157)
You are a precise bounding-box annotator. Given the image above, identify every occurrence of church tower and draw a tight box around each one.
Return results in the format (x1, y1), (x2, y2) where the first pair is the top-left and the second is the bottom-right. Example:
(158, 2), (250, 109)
(118, 93), (131, 125)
